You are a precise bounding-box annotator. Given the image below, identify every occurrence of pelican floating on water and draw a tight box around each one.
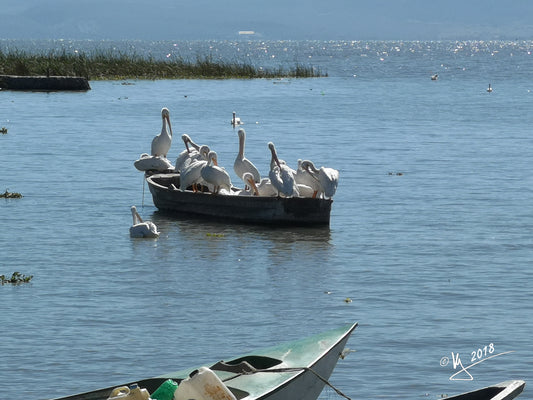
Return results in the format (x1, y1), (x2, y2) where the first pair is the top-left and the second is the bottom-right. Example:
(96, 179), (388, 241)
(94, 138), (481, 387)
(201, 151), (232, 194)
(231, 111), (243, 126)
(234, 128), (261, 184)
(487, 83), (493, 93)
(151, 107), (172, 158)
(431, 74), (438, 80)
(129, 206), (159, 238)
(268, 142), (299, 197)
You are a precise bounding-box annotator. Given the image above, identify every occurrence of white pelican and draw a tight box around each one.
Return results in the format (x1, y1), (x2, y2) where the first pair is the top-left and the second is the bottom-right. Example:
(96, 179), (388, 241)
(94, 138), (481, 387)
(268, 142), (299, 197)
(255, 178), (278, 197)
(201, 151), (232, 194)
(301, 160), (339, 199)
(295, 159), (322, 198)
(296, 183), (315, 198)
(151, 107), (172, 158)
(179, 145), (210, 192)
(129, 206), (159, 238)
(133, 153), (173, 172)
(487, 83), (493, 93)
(234, 128), (260, 184)
(231, 111), (243, 126)
(175, 134), (201, 172)
(236, 172), (259, 196)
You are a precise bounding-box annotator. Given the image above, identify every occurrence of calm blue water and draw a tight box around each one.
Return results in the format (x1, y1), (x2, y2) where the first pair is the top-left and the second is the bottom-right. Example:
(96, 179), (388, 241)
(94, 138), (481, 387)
(1, 40), (532, 400)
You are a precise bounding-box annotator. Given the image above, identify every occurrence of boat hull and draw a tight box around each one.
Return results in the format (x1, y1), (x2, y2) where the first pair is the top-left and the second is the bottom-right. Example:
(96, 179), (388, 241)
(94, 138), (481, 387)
(146, 173), (332, 226)
(444, 380), (525, 400)
(48, 323), (358, 400)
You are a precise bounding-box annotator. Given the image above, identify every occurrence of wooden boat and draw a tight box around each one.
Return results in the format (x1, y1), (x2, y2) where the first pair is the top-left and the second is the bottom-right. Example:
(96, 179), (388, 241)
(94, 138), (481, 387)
(444, 379), (525, 400)
(0, 75), (90, 91)
(146, 173), (333, 226)
(48, 322), (358, 400)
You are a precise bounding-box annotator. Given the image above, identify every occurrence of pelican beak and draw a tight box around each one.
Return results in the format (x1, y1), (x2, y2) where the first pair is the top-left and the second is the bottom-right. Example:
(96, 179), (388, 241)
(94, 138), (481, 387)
(213, 157), (218, 166)
(274, 154), (282, 169)
(165, 114), (173, 137)
(269, 145), (282, 169)
(248, 178), (259, 196)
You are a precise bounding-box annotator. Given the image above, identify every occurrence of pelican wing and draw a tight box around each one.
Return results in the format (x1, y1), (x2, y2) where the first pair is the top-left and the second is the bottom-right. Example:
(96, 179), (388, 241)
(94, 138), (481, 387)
(320, 167), (339, 198)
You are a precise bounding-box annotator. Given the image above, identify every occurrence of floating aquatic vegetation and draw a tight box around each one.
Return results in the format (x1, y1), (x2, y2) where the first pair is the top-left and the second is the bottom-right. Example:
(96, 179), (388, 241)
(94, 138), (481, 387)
(206, 233), (225, 238)
(1, 272), (33, 285)
(1, 189), (22, 198)
(0, 127), (7, 134)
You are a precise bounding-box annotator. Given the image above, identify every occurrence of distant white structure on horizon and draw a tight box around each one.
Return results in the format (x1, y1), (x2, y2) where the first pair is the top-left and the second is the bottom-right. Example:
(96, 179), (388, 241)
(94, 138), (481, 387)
(239, 31), (255, 35)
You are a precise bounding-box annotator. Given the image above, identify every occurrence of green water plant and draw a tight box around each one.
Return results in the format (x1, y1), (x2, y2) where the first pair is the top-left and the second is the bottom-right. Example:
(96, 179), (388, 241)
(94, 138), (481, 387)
(1, 189), (23, 198)
(1, 272), (33, 285)
(206, 232), (225, 238)
(0, 49), (326, 80)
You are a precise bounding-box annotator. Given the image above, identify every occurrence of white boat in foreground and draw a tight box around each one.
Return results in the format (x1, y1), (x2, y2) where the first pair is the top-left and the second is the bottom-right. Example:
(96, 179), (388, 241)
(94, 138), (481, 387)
(48, 323), (358, 400)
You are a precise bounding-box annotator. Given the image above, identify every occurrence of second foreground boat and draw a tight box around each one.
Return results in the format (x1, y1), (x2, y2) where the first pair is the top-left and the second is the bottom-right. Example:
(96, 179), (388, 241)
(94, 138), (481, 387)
(443, 379), (525, 400)
(48, 322), (358, 400)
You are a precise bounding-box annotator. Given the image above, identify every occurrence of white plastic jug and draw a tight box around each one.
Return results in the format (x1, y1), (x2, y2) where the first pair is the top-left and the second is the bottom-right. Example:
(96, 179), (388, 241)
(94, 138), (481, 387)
(107, 383), (151, 400)
(174, 367), (236, 400)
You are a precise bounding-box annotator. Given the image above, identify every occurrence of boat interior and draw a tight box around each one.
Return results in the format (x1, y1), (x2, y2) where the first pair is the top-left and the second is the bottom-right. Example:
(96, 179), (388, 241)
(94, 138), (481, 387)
(211, 355), (283, 374)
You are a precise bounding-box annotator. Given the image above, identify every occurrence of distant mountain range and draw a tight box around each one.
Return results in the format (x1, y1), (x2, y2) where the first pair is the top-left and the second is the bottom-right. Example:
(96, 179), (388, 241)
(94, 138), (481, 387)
(1, 0), (532, 40)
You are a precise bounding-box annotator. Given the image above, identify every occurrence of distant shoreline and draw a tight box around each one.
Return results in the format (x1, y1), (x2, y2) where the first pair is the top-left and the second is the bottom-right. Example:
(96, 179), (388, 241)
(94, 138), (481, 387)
(0, 49), (327, 80)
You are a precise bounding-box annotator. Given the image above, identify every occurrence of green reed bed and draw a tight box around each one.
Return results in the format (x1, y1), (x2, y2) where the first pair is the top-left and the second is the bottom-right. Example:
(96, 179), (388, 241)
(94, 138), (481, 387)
(0, 49), (326, 80)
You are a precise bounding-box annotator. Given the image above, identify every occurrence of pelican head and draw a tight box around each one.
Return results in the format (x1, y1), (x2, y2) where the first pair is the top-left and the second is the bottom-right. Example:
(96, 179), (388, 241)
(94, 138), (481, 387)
(243, 172), (259, 195)
(162, 107), (172, 135)
(182, 134), (192, 152)
(131, 205), (143, 225)
(301, 160), (318, 174)
(199, 145), (210, 160)
(207, 150), (219, 166)
(237, 128), (246, 156)
(268, 142), (282, 169)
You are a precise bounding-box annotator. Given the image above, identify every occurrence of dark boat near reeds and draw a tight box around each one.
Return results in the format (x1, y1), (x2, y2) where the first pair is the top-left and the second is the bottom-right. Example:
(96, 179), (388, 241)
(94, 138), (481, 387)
(47, 323), (357, 400)
(0, 75), (90, 91)
(146, 173), (333, 226)
(444, 379), (525, 400)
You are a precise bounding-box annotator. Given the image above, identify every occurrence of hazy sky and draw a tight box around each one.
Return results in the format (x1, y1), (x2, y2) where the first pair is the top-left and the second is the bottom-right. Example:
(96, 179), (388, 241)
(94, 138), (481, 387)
(1, 0), (532, 40)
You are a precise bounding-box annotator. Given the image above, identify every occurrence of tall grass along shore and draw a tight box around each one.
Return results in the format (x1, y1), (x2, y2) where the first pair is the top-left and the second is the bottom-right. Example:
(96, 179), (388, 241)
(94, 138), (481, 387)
(0, 49), (326, 80)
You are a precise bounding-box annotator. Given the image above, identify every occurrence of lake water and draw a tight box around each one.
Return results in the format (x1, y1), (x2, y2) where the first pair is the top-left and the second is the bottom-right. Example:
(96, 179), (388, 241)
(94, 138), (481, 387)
(1, 40), (532, 400)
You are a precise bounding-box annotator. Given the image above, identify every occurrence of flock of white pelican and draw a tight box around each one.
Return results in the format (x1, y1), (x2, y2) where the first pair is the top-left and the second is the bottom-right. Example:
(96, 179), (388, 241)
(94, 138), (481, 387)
(134, 108), (339, 199)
